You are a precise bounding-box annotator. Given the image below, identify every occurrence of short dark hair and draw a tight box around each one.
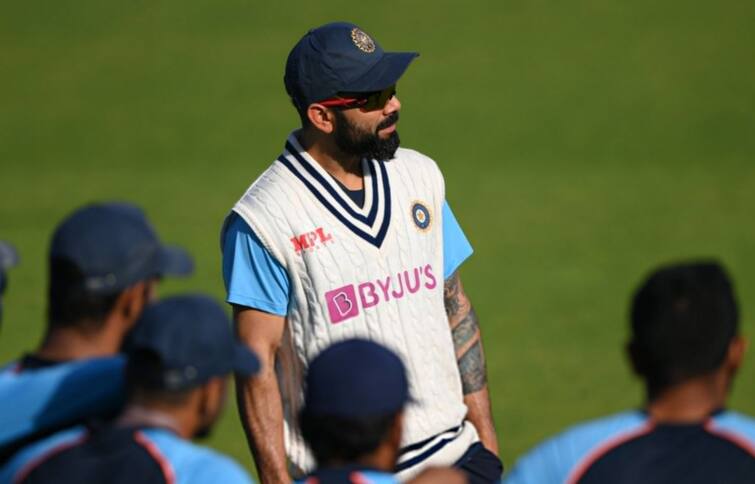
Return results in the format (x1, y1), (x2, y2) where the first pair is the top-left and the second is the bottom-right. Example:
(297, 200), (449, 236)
(125, 348), (194, 406)
(47, 257), (121, 331)
(299, 410), (398, 465)
(630, 261), (739, 397)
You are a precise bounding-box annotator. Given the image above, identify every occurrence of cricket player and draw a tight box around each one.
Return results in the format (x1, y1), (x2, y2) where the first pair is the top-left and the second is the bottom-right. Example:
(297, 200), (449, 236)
(0, 202), (193, 462)
(1, 295), (257, 484)
(296, 338), (466, 484)
(222, 22), (500, 482)
(0, 241), (19, 327)
(505, 261), (755, 484)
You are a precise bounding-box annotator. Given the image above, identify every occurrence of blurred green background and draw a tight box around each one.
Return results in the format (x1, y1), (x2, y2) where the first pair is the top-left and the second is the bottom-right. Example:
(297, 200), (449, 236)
(2, 0), (754, 475)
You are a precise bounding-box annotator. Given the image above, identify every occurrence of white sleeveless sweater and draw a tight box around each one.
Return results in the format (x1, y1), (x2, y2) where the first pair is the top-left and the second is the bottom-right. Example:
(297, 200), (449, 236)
(232, 134), (475, 476)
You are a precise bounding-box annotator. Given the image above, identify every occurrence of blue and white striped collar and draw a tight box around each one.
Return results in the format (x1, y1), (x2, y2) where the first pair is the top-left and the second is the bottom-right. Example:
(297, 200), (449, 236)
(278, 133), (392, 249)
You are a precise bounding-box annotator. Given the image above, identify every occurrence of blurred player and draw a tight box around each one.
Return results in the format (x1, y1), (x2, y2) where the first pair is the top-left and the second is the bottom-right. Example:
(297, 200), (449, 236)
(296, 339), (466, 484)
(0, 241), (19, 327)
(0, 202), (193, 460)
(505, 261), (755, 483)
(222, 22), (500, 482)
(2, 294), (257, 484)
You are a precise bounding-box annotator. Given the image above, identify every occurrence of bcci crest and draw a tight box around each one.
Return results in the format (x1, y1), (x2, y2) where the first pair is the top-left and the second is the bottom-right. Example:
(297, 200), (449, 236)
(411, 201), (432, 231)
(351, 28), (376, 53)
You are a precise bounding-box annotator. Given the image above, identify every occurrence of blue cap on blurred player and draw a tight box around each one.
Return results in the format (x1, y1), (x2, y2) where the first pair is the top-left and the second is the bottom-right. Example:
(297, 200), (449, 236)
(50, 202), (193, 294)
(125, 294), (260, 391)
(303, 339), (411, 418)
(284, 22), (418, 111)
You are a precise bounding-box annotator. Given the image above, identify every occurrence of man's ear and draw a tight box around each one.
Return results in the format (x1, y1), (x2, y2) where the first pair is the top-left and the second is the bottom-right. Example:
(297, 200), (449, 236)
(726, 336), (747, 372)
(388, 411), (404, 449)
(196, 377), (227, 433)
(306, 104), (336, 134)
(113, 281), (152, 330)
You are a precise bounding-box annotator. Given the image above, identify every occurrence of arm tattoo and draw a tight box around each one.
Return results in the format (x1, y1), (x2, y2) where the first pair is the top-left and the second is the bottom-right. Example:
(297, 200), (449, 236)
(452, 308), (488, 394)
(452, 307), (479, 349)
(445, 272), (487, 394)
(444, 272), (462, 317)
(458, 340), (487, 394)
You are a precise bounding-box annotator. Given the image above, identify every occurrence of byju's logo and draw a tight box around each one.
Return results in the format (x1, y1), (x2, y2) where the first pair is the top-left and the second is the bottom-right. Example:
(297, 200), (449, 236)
(324, 286), (359, 324)
(324, 264), (437, 324)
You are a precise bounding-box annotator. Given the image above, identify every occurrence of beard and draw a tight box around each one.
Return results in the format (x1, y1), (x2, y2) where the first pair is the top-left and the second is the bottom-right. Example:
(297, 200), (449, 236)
(332, 110), (400, 162)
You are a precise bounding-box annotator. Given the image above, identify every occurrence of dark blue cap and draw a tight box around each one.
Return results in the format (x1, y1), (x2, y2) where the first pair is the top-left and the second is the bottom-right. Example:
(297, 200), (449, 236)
(126, 294), (260, 391)
(50, 202), (193, 293)
(284, 22), (419, 111)
(304, 339), (410, 418)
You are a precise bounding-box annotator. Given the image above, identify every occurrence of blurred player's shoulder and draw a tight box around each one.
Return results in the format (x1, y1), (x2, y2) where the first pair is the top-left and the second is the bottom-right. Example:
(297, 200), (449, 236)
(0, 426), (88, 483)
(132, 428), (254, 484)
(0, 356), (125, 451)
(505, 410), (648, 483)
(709, 410), (755, 445)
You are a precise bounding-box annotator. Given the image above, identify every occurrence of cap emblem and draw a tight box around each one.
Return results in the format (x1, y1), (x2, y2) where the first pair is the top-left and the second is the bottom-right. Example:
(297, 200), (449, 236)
(351, 27), (376, 53)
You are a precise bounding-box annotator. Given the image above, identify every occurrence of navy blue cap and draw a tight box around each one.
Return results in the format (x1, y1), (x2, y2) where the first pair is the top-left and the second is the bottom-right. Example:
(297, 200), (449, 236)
(126, 294), (260, 391)
(50, 202), (193, 293)
(303, 339), (410, 418)
(284, 22), (419, 110)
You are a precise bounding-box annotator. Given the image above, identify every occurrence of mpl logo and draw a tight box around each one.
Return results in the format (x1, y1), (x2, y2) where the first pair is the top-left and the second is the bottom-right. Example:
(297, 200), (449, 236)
(290, 227), (333, 254)
(324, 264), (437, 324)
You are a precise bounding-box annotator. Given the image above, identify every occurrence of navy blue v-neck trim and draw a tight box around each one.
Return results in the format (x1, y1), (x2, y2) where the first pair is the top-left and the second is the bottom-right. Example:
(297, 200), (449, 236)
(278, 151), (392, 248)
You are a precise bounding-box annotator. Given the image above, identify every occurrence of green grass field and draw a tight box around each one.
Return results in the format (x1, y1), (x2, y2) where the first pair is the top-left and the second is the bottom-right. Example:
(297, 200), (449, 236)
(2, 0), (754, 475)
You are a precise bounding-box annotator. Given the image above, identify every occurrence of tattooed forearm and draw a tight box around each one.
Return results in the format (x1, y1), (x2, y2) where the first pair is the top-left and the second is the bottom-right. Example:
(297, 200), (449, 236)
(458, 340), (487, 394)
(443, 274), (498, 449)
(452, 307), (487, 394)
(452, 307), (479, 349)
(445, 272), (488, 395)
(444, 272), (462, 317)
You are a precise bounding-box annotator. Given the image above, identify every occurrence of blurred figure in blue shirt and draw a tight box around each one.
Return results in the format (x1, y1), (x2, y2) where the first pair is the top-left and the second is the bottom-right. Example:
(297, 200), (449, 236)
(296, 339), (466, 484)
(3, 294), (257, 484)
(0, 203), (193, 461)
(505, 260), (755, 484)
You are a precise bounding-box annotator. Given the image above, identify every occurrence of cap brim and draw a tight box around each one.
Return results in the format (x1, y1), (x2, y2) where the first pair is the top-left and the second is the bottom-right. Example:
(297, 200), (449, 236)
(233, 343), (261, 377)
(342, 51), (419, 93)
(156, 245), (194, 277)
(0, 242), (19, 270)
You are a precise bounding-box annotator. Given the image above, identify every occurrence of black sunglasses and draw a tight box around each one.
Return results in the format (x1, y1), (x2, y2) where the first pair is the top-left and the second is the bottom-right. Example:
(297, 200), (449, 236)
(319, 85), (397, 112)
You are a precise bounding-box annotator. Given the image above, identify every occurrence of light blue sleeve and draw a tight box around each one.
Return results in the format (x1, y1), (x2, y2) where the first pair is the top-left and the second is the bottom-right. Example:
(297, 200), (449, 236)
(182, 453), (255, 484)
(442, 201), (473, 279)
(221, 213), (290, 316)
(504, 411), (649, 484)
(0, 357), (125, 447)
(0, 426), (88, 483)
(504, 438), (564, 484)
(142, 429), (255, 484)
(711, 411), (755, 447)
